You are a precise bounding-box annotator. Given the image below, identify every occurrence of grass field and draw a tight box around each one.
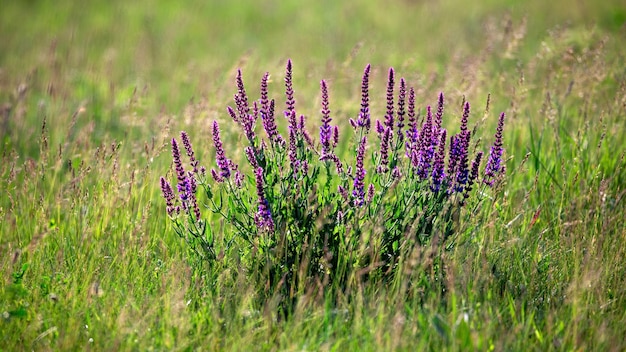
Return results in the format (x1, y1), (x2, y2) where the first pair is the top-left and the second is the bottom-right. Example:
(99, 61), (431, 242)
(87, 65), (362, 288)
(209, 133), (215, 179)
(1, 0), (626, 350)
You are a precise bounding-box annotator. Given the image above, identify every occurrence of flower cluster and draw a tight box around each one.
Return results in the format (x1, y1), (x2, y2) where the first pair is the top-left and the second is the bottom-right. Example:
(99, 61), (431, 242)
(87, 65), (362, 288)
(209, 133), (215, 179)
(159, 60), (507, 298)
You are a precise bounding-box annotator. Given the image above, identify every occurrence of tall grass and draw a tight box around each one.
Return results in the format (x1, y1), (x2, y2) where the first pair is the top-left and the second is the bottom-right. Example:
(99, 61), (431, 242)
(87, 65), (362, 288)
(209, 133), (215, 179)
(1, 0), (625, 350)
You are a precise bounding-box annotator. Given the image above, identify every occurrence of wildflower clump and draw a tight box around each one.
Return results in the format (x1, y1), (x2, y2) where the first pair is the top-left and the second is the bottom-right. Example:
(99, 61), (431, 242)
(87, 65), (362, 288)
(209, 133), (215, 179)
(160, 60), (506, 309)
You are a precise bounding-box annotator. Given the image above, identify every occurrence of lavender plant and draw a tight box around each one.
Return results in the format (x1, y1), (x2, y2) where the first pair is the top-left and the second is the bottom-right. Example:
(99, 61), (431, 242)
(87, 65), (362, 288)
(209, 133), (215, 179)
(160, 61), (506, 309)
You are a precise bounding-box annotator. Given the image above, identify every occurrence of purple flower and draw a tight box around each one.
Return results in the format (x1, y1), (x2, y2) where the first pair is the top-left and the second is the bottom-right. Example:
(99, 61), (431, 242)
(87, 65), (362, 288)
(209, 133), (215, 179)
(245, 146), (258, 169)
(416, 106), (434, 179)
(350, 64), (371, 131)
(285, 59), (295, 114)
(234, 169), (244, 189)
(226, 106), (238, 123)
(332, 126), (339, 148)
(384, 68), (395, 136)
(431, 129), (447, 192)
(299, 114), (315, 149)
(211, 169), (223, 183)
(434, 92), (444, 135)
(180, 131), (199, 174)
(377, 126), (391, 174)
(186, 173), (201, 221)
(287, 111), (300, 174)
(160, 177), (175, 216)
(235, 69), (251, 123)
(405, 87), (418, 158)
(262, 99), (283, 145)
(260, 72), (270, 117)
(254, 167), (274, 232)
(462, 151), (483, 204)
(211, 121), (231, 180)
(392, 166), (402, 179)
(396, 78), (406, 146)
(171, 138), (187, 193)
(352, 136), (367, 207)
(320, 153), (344, 174)
(320, 80), (332, 156)
(484, 112), (506, 186)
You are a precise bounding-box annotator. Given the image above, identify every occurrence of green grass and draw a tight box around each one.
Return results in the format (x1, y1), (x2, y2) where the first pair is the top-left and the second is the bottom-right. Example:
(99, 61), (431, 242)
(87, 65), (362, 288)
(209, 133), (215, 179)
(1, 0), (625, 350)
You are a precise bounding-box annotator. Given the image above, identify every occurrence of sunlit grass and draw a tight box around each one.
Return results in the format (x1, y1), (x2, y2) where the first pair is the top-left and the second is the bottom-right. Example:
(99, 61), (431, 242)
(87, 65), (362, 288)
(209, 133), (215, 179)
(1, 0), (625, 350)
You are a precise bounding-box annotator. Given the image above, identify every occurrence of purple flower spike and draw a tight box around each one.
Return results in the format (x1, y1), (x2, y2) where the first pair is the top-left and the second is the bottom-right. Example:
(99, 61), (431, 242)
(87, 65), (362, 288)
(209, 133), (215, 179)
(462, 151), (483, 204)
(434, 92), (444, 132)
(384, 68), (395, 135)
(377, 127), (391, 174)
(285, 59), (295, 114)
(396, 78), (406, 145)
(351, 64), (371, 131)
(254, 167), (274, 232)
(180, 131), (199, 174)
(484, 112), (506, 186)
(211, 121), (231, 180)
(262, 99), (283, 145)
(260, 72), (270, 116)
(332, 126), (339, 148)
(352, 136), (367, 207)
(460, 101), (470, 137)
(227, 106), (238, 123)
(171, 138), (187, 192)
(320, 153), (344, 174)
(245, 146), (258, 169)
(160, 177), (176, 216)
(235, 69), (251, 123)
(320, 80), (332, 156)
(431, 129), (447, 192)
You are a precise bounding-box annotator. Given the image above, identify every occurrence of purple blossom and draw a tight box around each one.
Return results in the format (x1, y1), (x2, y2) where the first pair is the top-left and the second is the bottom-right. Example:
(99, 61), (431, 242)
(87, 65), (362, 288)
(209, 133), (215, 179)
(462, 151), (483, 204)
(226, 106), (238, 123)
(484, 112), (506, 186)
(299, 114), (315, 149)
(211, 169), (223, 183)
(431, 129), (447, 192)
(352, 136), (367, 207)
(396, 78), (406, 146)
(320, 80), (332, 156)
(392, 166), (402, 179)
(384, 67), (395, 135)
(171, 138), (187, 193)
(332, 126), (339, 148)
(377, 126), (391, 174)
(186, 173), (201, 221)
(211, 121), (231, 180)
(235, 69), (251, 123)
(245, 146), (259, 169)
(160, 176), (175, 216)
(180, 131), (199, 174)
(262, 99), (283, 145)
(405, 87), (418, 158)
(234, 170), (244, 189)
(254, 167), (274, 232)
(259, 72), (270, 116)
(285, 59), (295, 114)
(287, 111), (300, 174)
(320, 153), (344, 174)
(350, 64), (371, 131)
(416, 106), (434, 179)
(434, 92), (444, 135)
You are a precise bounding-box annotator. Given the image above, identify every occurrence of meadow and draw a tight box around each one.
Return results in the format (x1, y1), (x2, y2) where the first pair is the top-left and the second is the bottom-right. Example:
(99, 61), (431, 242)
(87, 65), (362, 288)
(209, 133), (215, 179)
(1, 0), (626, 350)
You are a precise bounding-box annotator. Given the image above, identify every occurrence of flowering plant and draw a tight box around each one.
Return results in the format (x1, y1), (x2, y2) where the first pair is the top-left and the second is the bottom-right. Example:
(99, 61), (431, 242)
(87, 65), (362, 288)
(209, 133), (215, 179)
(160, 61), (506, 308)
